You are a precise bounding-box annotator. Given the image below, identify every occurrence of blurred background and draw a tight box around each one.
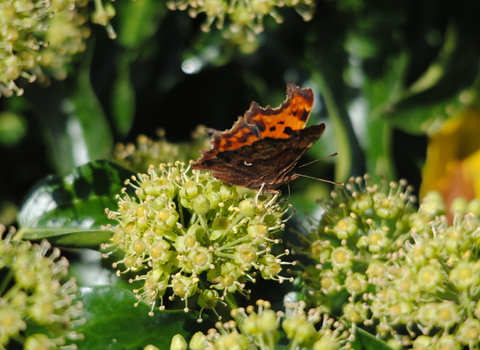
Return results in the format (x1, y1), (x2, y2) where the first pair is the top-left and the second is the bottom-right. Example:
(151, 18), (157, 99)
(1, 0), (480, 224)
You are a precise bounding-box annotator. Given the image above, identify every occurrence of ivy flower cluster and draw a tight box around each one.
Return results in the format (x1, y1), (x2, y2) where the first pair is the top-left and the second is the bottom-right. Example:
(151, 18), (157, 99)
(0, 224), (84, 349)
(161, 300), (351, 350)
(300, 176), (418, 309)
(300, 175), (480, 348)
(166, 0), (315, 43)
(35, 0), (90, 82)
(369, 208), (480, 349)
(0, 0), (80, 96)
(103, 162), (292, 316)
(112, 126), (211, 174)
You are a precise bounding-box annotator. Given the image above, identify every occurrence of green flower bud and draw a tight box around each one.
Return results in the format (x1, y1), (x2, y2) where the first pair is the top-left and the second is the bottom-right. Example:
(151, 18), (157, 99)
(259, 254), (282, 279)
(172, 274), (198, 298)
(343, 302), (367, 323)
(345, 272), (367, 295)
(449, 261), (480, 291)
(187, 224), (205, 242)
(192, 194), (210, 215)
(350, 192), (373, 213)
(188, 246), (213, 274)
(282, 316), (317, 347)
(150, 240), (172, 262)
(189, 332), (207, 350)
(320, 270), (340, 295)
(156, 208), (179, 228)
(332, 216), (357, 239)
(239, 198), (256, 218)
(457, 318), (480, 345)
(412, 335), (432, 350)
(467, 199), (480, 215)
(180, 180), (199, 200)
(197, 290), (219, 309)
(450, 197), (468, 215)
(234, 243), (257, 267)
(330, 247), (353, 270)
(170, 334), (188, 350)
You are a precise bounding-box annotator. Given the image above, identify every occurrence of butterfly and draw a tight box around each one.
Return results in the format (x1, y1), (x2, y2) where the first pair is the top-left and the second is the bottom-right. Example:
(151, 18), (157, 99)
(192, 82), (334, 192)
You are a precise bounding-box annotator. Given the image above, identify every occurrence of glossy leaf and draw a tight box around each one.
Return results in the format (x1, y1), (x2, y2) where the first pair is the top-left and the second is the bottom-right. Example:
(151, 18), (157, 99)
(355, 327), (394, 350)
(71, 45), (114, 163)
(74, 286), (207, 350)
(17, 160), (135, 248)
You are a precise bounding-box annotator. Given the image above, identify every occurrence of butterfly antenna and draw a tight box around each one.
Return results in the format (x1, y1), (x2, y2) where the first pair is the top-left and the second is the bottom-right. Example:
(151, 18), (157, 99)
(297, 152), (339, 169)
(294, 173), (344, 186)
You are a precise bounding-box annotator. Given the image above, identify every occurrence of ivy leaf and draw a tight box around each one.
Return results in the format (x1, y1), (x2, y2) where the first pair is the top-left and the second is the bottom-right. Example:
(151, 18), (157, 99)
(74, 286), (208, 350)
(354, 327), (394, 350)
(17, 160), (135, 249)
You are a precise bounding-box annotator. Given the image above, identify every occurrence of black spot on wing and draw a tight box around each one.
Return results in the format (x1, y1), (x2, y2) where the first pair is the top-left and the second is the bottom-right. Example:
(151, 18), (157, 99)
(300, 110), (309, 122)
(283, 126), (293, 136)
(269, 126), (276, 132)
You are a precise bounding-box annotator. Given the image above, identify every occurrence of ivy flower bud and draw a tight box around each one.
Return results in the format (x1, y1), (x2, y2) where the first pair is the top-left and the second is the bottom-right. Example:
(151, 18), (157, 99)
(331, 247), (353, 270)
(234, 243), (258, 267)
(239, 198), (256, 218)
(332, 217), (357, 239)
(192, 194), (211, 215)
(189, 332), (207, 350)
(170, 334), (188, 350)
(172, 274), (198, 299)
(457, 318), (480, 346)
(417, 264), (444, 292)
(449, 261), (480, 290)
(345, 272), (367, 295)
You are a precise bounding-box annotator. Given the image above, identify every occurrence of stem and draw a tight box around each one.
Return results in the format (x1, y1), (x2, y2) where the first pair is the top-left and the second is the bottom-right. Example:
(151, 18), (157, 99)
(224, 292), (238, 311)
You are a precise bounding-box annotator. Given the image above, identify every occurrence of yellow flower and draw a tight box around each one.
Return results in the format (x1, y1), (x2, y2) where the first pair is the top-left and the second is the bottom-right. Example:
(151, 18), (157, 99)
(420, 108), (480, 219)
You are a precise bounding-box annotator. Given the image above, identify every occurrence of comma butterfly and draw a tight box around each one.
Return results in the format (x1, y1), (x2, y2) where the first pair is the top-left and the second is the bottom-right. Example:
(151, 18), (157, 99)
(192, 82), (331, 192)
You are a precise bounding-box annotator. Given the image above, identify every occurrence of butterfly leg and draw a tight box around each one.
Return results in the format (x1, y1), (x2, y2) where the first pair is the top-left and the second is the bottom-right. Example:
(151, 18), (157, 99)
(254, 183), (280, 207)
(265, 190), (280, 207)
(254, 183), (266, 207)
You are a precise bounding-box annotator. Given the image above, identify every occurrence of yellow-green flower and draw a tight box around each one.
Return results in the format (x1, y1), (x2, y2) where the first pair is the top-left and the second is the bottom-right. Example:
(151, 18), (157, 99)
(297, 175), (480, 345)
(0, 0), (87, 95)
(0, 224), (84, 348)
(173, 300), (350, 350)
(166, 0), (314, 45)
(112, 126), (210, 174)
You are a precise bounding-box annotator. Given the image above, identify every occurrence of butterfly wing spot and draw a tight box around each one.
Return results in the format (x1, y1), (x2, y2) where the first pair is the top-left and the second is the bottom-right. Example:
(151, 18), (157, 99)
(283, 126), (293, 136)
(269, 126), (276, 132)
(300, 110), (309, 122)
(244, 161), (253, 166)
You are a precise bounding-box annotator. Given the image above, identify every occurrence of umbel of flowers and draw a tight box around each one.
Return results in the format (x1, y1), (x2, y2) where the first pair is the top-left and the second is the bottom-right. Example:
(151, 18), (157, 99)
(0, 0), (88, 96)
(300, 175), (480, 348)
(103, 162), (292, 315)
(166, 0), (315, 43)
(0, 224), (84, 349)
(160, 300), (351, 350)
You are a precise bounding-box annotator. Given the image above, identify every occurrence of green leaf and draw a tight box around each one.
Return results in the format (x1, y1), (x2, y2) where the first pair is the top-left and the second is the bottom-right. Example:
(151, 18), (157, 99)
(71, 44), (114, 162)
(354, 327), (394, 350)
(74, 286), (207, 350)
(116, 0), (166, 49)
(17, 160), (135, 249)
(111, 55), (136, 136)
(24, 44), (113, 175)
